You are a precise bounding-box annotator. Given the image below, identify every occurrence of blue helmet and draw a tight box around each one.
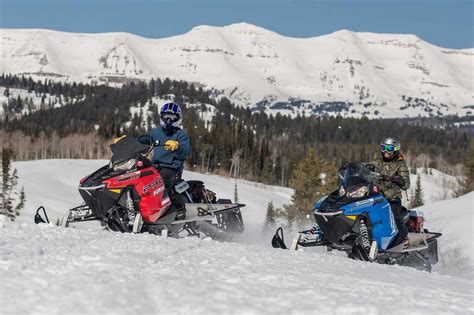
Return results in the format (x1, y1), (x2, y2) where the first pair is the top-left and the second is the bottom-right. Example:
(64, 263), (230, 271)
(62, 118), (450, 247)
(159, 102), (182, 128)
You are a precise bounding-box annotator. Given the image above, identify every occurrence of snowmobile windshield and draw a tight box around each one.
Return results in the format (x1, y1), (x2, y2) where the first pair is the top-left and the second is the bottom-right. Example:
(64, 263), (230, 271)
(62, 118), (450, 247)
(110, 137), (150, 166)
(340, 164), (378, 189)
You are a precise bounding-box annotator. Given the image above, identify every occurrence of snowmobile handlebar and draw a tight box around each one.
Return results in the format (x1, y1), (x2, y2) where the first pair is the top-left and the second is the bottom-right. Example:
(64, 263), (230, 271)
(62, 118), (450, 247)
(138, 135), (163, 147)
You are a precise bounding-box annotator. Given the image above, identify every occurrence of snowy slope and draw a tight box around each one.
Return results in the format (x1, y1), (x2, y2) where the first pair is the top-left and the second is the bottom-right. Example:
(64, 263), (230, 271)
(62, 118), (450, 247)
(0, 87), (74, 116)
(1, 217), (473, 315)
(128, 96), (217, 132)
(417, 192), (474, 278)
(407, 168), (461, 204)
(2, 24), (473, 118)
(1, 160), (472, 314)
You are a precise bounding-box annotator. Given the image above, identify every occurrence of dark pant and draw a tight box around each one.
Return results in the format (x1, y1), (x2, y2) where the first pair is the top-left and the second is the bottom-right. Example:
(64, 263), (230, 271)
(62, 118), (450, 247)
(158, 166), (181, 189)
(156, 166), (185, 215)
(389, 199), (408, 246)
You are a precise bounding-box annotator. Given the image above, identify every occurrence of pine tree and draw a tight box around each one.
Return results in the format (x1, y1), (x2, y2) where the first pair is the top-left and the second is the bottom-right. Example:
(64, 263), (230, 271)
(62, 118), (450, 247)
(265, 201), (276, 226)
(234, 181), (239, 203)
(261, 157), (275, 184)
(410, 173), (424, 208)
(463, 139), (474, 193)
(286, 149), (337, 220)
(0, 148), (26, 221)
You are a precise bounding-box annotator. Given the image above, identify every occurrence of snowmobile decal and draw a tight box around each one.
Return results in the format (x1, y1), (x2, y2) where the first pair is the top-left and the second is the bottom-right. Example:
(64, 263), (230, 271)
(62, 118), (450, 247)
(354, 198), (374, 206)
(143, 179), (162, 193)
(118, 171), (141, 182)
(153, 186), (165, 196)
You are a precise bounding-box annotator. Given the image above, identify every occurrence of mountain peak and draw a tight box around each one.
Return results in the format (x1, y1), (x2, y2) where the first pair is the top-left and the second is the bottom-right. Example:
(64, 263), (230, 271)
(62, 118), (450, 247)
(189, 23), (276, 36)
(1, 26), (472, 119)
(325, 29), (424, 46)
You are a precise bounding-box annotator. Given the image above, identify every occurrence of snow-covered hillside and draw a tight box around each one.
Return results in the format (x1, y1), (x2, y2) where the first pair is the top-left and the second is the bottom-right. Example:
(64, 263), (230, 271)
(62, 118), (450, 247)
(408, 168), (461, 204)
(2, 24), (473, 118)
(417, 192), (474, 278)
(0, 86), (74, 116)
(1, 159), (472, 314)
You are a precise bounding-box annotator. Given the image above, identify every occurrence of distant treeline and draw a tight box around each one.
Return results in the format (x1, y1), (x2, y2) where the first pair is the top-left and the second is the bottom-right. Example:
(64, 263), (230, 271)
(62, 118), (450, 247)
(0, 74), (470, 186)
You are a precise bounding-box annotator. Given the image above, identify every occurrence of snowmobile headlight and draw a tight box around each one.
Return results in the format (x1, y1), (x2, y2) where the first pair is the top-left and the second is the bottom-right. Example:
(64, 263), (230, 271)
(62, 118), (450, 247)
(346, 185), (368, 199)
(114, 159), (136, 171)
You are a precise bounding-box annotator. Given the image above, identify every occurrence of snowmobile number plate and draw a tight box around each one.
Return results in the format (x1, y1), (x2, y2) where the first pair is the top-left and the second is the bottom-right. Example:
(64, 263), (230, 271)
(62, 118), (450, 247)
(174, 181), (190, 194)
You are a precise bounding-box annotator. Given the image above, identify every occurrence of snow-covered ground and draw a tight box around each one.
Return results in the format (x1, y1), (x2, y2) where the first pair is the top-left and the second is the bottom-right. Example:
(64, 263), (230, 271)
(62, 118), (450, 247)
(1, 159), (473, 314)
(407, 168), (461, 204)
(417, 192), (474, 278)
(1, 217), (473, 315)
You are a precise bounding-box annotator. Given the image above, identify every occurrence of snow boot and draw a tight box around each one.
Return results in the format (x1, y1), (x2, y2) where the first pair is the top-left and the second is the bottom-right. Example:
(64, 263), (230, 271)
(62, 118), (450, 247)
(173, 196), (186, 221)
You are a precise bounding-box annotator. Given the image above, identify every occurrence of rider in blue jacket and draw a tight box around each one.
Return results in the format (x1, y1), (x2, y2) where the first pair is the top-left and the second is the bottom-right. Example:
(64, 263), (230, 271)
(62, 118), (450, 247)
(138, 102), (190, 220)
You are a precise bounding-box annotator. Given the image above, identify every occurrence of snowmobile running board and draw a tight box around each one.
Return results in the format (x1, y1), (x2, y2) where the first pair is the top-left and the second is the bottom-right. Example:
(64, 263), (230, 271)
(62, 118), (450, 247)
(148, 203), (246, 225)
(34, 203), (245, 227)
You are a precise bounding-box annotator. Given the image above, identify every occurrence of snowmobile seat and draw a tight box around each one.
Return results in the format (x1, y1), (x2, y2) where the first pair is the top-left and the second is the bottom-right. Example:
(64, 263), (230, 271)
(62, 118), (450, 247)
(186, 180), (216, 203)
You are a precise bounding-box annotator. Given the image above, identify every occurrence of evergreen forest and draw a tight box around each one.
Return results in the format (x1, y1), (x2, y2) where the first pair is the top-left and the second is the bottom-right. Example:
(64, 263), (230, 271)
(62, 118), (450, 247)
(0, 74), (471, 187)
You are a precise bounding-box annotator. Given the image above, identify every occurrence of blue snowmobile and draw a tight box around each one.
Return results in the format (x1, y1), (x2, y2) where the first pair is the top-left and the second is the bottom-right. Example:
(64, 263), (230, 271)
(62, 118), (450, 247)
(271, 163), (441, 272)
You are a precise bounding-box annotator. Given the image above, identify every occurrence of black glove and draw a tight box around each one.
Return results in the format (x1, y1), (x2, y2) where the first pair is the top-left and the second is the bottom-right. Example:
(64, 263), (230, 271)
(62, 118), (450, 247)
(138, 135), (160, 147)
(365, 164), (376, 172)
(391, 175), (406, 188)
(379, 175), (391, 182)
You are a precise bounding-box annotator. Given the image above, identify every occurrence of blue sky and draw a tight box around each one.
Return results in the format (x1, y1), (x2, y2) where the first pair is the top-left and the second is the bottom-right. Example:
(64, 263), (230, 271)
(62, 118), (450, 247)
(1, 0), (472, 48)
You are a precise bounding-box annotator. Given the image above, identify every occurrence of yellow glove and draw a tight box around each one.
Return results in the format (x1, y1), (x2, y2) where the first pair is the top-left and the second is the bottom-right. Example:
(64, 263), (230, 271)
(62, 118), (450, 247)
(164, 140), (179, 151)
(112, 135), (127, 144)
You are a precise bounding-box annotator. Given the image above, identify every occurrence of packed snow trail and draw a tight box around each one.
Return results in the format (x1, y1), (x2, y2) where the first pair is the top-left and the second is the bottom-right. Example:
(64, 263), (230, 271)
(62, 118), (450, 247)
(0, 218), (472, 315)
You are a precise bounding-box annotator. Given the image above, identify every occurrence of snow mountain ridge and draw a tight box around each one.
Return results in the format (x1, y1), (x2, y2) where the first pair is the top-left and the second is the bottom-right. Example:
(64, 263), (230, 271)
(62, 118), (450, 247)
(1, 23), (473, 119)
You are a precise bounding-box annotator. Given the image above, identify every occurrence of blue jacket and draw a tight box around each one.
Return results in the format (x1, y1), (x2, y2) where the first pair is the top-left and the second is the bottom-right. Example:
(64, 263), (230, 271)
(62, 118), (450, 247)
(138, 127), (190, 172)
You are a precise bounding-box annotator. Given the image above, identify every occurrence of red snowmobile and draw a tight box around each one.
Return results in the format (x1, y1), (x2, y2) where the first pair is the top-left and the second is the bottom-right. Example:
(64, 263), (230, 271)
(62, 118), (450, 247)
(35, 136), (245, 238)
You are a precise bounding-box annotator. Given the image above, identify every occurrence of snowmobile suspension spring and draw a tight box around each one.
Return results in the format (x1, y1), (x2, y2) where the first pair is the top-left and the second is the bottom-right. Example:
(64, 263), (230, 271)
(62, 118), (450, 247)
(126, 191), (135, 221)
(359, 220), (371, 250)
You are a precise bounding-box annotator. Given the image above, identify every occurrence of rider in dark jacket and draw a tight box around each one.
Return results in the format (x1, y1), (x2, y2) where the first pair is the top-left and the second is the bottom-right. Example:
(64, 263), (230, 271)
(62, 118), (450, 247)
(138, 102), (190, 220)
(370, 137), (411, 248)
